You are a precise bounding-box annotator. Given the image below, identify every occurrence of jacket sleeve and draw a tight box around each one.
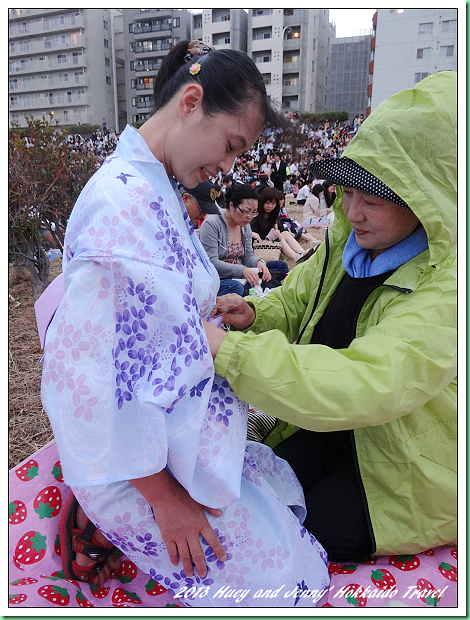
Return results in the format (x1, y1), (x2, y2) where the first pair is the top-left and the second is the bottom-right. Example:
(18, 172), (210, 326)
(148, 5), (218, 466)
(199, 217), (246, 279)
(214, 262), (457, 432)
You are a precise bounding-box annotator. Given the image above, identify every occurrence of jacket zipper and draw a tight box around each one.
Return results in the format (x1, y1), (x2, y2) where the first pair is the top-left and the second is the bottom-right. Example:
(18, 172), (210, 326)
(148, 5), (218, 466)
(297, 229), (330, 343)
(349, 281), (414, 557)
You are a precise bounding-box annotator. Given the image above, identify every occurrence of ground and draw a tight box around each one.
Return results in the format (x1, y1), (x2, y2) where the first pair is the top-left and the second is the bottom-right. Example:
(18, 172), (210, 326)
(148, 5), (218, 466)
(8, 202), (325, 469)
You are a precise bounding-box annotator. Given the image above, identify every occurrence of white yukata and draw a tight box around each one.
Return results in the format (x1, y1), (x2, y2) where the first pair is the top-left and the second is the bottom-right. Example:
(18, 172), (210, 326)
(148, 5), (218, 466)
(41, 125), (329, 608)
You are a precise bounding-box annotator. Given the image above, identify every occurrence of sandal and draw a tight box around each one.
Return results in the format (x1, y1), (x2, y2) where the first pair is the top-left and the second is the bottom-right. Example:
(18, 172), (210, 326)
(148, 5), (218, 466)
(59, 491), (121, 583)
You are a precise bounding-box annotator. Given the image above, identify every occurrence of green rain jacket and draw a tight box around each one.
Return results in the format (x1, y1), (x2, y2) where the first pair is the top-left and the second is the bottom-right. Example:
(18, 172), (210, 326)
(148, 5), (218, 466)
(214, 72), (457, 555)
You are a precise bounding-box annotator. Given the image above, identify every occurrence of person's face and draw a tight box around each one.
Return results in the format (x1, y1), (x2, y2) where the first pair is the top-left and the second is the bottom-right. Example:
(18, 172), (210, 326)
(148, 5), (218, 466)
(263, 199), (277, 213)
(279, 198), (285, 209)
(230, 198), (258, 227)
(342, 188), (420, 260)
(183, 194), (205, 225)
(328, 184), (336, 193)
(274, 154), (280, 163)
(172, 93), (264, 189)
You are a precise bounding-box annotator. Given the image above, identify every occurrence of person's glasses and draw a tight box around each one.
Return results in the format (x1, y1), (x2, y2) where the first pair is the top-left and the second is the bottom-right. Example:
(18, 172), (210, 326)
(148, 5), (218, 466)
(237, 206), (258, 218)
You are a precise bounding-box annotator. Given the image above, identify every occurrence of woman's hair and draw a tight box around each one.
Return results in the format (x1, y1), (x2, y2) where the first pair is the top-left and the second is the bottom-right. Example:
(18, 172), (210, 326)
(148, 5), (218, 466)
(153, 40), (282, 127)
(322, 179), (336, 208)
(275, 189), (285, 204)
(225, 183), (258, 210)
(257, 187), (280, 225)
(311, 184), (325, 199)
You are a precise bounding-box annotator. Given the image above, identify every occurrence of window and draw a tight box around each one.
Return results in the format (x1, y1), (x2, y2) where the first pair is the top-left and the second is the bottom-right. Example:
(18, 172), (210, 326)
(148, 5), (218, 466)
(312, 38), (316, 50)
(416, 47), (431, 59)
(104, 38), (109, 48)
(9, 78), (19, 90)
(73, 51), (82, 64)
(284, 78), (298, 86)
(284, 54), (299, 63)
(103, 19), (108, 29)
(414, 72), (429, 83)
(57, 54), (67, 64)
(418, 22), (433, 35)
(312, 60), (315, 72)
(261, 73), (271, 85)
(173, 17), (180, 28)
(105, 57), (110, 66)
(255, 9), (272, 16)
(439, 45), (454, 57)
(442, 19), (457, 32)
(59, 72), (69, 82)
(106, 76), (111, 85)
(173, 37), (180, 45)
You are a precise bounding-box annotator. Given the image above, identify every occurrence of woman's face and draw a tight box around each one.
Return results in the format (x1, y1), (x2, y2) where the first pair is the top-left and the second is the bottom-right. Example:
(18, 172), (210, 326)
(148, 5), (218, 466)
(229, 198), (258, 227)
(172, 95), (264, 189)
(279, 198), (285, 209)
(263, 199), (277, 213)
(328, 184), (336, 193)
(342, 187), (420, 260)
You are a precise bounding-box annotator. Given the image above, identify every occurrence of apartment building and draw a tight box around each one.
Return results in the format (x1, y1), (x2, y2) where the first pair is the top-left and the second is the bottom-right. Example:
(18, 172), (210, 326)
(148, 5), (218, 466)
(329, 35), (371, 120)
(122, 9), (192, 125)
(9, 8), (118, 129)
(198, 9), (248, 51)
(247, 8), (335, 114)
(368, 8), (458, 113)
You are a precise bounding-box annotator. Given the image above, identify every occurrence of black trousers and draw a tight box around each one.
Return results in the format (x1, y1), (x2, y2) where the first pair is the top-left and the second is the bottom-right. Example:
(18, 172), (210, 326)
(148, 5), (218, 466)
(273, 429), (374, 562)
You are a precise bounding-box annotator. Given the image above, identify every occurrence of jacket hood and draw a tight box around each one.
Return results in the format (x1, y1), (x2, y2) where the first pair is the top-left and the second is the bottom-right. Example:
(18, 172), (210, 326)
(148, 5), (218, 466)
(335, 71), (457, 266)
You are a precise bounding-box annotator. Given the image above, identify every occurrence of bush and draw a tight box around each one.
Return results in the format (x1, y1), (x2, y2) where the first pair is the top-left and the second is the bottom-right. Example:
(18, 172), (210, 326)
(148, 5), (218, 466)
(297, 111), (350, 124)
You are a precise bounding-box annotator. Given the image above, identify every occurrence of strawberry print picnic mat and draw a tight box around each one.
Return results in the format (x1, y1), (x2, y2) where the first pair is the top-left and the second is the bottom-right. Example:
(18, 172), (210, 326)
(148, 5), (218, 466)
(9, 439), (457, 608)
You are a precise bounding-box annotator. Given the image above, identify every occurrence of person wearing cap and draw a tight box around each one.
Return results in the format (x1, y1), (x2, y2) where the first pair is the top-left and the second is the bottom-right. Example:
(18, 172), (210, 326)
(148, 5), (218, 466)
(179, 179), (221, 229)
(204, 72), (457, 561)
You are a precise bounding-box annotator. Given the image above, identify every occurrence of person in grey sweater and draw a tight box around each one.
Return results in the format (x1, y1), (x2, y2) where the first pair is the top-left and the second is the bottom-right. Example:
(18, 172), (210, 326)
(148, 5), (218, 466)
(199, 183), (288, 296)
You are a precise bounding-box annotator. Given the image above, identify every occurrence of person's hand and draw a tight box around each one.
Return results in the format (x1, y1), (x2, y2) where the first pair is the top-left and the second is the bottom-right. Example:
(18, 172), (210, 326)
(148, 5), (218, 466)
(202, 318), (228, 357)
(252, 232), (261, 241)
(130, 471), (227, 579)
(273, 229), (282, 240)
(257, 261), (271, 281)
(242, 266), (260, 287)
(210, 294), (256, 330)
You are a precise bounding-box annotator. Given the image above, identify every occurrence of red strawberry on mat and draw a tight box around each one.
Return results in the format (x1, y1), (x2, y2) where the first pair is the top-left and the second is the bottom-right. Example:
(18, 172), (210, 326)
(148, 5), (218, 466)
(112, 587), (142, 605)
(328, 563), (357, 575)
(145, 578), (167, 596)
(371, 568), (396, 591)
(90, 583), (110, 599)
(15, 459), (39, 481)
(14, 531), (47, 566)
(51, 461), (63, 483)
(9, 593), (27, 605)
(416, 578), (441, 607)
(9, 500), (27, 524)
(438, 562), (457, 582)
(76, 590), (95, 607)
(342, 583), (367, 607)
(33, 486), (62, 519)
(10, 577), (38, 586)
(389, 554), (420, 571)
(38, 585), (70, 606)
(113, 560), (138, 583)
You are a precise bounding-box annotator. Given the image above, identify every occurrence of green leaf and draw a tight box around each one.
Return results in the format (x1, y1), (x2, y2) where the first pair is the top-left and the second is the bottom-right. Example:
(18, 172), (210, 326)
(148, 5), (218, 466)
(30, 532), (47, 552)
(34, 501), (54, 519)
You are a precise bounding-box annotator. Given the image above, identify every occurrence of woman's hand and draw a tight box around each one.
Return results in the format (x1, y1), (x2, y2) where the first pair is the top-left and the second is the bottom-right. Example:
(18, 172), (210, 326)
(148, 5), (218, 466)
(257, 261), (271, 282)
(252, 232), (261, 242)
(210, 294), (256, 330)
(129, 470), (227, 578)
(202, 318), (228, 357)
(242, 266), (260, 287)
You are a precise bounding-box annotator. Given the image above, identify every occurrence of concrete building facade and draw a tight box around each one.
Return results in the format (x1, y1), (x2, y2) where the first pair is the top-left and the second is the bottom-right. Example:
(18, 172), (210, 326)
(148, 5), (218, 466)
(368, 8), (458, 113)
(329, 35), (371, 121)
(199, 9), (248, 52)
(247, 8), (335, 114)
(9, 8), (118, 129)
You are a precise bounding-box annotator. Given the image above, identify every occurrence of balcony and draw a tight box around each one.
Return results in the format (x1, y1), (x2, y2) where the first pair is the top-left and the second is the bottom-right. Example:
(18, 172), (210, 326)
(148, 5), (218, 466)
(132, 22), (172, 36)
(283, 37), (301, 50)
(136, 99), (154, 109)
(10, 74), (87, 93)
(282, 83), (299, 95)
(369, 59), (374, 74)
(9, 34), (85, 57)
(131, 41), (171, 54)
(10, 91), (88, 111)
(283, 60), (299, 73)
(9, 13), (84, 38)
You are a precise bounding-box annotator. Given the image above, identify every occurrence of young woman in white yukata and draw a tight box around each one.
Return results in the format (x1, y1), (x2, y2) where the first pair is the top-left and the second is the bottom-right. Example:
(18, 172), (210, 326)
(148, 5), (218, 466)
(40, 40), (329, 608)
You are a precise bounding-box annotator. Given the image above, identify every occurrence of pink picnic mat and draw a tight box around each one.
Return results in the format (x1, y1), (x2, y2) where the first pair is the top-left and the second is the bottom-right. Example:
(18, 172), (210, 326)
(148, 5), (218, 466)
(9, 440), (457, 609)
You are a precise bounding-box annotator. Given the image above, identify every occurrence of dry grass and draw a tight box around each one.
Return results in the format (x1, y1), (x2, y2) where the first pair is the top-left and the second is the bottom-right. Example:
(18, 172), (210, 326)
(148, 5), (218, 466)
(8, 259), (62, 469)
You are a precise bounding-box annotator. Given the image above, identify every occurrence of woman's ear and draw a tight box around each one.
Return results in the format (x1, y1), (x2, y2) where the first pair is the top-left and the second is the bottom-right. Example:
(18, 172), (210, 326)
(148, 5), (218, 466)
(178, 83), (204, 121)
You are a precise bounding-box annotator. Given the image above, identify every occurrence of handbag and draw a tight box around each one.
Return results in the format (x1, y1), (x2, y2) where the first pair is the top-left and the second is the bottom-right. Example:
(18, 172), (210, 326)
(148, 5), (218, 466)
(252, 238), (281, 262)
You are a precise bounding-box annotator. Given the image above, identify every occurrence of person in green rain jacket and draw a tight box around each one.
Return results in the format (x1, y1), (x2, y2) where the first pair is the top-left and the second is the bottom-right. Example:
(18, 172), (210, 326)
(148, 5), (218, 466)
(203, 71), (457, 560)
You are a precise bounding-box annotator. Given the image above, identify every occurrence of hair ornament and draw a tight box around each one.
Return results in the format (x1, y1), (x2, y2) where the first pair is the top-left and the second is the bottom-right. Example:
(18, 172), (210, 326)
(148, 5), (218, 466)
(184, 39), (214, 63)
(189, 62), (201, 76)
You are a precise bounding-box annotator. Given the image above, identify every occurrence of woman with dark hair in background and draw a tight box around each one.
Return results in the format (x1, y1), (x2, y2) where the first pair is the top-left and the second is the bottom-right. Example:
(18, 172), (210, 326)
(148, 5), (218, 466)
(40, 39), (329, 607)
(251, 187), (306, 261)
(302, 183), (332, 229)
(199, 183), (289, 296)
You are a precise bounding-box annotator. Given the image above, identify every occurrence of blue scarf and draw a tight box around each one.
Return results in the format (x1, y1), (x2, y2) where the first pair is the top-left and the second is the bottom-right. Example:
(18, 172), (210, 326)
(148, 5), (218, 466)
(342, 227), (429, 278)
